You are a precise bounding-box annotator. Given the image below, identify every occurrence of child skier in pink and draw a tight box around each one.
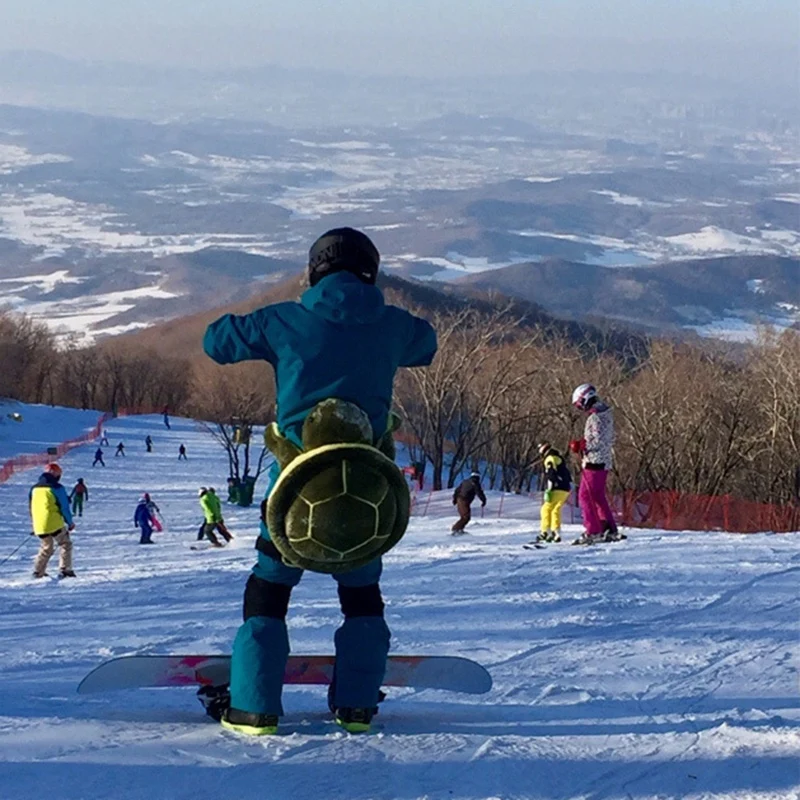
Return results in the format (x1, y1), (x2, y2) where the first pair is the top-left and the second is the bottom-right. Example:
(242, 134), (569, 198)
(570, 383), (621, 544)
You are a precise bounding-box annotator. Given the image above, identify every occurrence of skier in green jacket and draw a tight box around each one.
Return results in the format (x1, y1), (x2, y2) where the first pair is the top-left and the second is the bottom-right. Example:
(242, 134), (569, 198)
(198, 487), (233, 547)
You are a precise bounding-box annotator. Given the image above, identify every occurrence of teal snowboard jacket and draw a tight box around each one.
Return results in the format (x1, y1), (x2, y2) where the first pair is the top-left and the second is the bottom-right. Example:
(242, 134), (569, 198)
(202, 272), (437, 445)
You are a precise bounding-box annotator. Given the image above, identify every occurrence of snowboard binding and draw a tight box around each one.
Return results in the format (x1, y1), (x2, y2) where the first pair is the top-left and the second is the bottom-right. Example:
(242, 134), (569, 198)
(197, 683), (230, 722)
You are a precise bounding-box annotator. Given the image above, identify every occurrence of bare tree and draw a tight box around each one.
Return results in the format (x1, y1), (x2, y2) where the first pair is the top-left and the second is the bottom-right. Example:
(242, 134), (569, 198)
(396, 307), (548, 489)
(193, 361), (274, 485)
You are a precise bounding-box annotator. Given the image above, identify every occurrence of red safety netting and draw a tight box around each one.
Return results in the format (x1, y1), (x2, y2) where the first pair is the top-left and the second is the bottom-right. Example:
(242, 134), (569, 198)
(0, 411), (114, 485)
(618, 490), (800, 534)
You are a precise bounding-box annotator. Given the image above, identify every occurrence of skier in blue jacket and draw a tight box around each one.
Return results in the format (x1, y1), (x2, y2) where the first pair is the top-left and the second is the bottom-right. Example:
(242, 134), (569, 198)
(203, 227), (437, 735)
(133, 495), (155, 544)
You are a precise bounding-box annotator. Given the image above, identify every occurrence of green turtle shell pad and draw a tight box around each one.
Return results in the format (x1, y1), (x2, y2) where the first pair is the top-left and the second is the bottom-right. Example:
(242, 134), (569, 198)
(267, 443), (410, 574)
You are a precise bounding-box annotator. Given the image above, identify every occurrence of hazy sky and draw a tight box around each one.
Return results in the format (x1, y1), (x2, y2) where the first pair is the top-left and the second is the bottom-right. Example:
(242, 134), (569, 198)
(1, 0), (798, 78)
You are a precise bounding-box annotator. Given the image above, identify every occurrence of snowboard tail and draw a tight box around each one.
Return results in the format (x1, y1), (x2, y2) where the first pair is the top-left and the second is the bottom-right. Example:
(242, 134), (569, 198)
(78, 654), (492, 695)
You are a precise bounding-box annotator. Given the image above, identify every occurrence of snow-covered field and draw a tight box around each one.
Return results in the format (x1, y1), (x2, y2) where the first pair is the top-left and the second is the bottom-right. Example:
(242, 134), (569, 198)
(0, 413), (798, 800)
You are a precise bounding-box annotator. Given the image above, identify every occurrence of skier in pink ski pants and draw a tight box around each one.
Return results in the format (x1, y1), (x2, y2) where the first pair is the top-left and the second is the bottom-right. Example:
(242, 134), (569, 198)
(570, 383), (619, 543)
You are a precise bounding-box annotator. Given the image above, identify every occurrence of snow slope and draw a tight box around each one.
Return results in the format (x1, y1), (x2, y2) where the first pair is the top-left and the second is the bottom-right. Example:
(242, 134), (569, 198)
(0, 401), (100, 462)
(0, 414), (798, 800)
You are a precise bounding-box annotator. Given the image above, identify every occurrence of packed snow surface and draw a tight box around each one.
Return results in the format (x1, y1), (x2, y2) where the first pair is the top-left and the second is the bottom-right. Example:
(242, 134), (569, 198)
(0, 401), (99, 462)
(0, 413), (797, 800)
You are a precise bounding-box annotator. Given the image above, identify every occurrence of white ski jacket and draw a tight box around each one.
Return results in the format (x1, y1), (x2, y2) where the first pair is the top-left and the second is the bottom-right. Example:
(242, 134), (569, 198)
(583, 401), (614, 469)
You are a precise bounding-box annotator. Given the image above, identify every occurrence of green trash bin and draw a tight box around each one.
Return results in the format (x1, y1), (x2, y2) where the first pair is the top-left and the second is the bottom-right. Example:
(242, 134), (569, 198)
(237, 476), (256, 507)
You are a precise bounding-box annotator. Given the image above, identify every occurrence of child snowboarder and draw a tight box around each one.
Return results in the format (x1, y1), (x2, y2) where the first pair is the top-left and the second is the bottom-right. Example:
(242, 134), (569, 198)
(134, 495), (155, 544)
(145, 435), (153, 453)
(92, 448), (105, 467)
(115, 442), (126, 457)
(570, 383), (621, 545)
(178, 443), (187, 460)
(69, 478), (89, 518)
(198, 487), (232, 546)
(451, 472), (487, 534)
(30, 463), (76, 578)
(202, 226), (436, 735)
(535, 443), (571, 543)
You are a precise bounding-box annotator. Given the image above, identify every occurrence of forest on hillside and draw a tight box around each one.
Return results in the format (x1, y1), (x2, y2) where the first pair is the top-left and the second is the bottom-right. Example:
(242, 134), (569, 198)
(1, 298), (798, 506)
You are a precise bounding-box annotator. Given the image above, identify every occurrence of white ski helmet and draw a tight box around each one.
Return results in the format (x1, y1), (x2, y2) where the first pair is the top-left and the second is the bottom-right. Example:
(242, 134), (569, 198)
(571, 383), (597, 410)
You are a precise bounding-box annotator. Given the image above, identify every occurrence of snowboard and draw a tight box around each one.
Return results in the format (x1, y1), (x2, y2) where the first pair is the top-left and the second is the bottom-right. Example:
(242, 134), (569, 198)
(78, 654), (492, 695)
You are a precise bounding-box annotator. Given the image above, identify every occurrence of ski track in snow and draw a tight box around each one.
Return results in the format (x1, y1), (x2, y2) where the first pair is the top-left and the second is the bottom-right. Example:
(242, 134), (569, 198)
(0, 412), (798, 800)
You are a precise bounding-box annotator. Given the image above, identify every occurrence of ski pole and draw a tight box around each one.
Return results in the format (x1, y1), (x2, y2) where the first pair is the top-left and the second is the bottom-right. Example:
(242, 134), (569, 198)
(0, 533), (33, 568)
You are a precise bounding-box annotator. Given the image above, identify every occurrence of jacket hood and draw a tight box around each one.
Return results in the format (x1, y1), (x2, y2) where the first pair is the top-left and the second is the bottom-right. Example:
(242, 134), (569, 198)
(35, 472), (61, 489)
(301, 271), (385, 325)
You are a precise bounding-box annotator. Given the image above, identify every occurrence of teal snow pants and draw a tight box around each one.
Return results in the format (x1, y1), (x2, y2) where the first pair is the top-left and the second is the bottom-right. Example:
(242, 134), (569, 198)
(229, 469), (390, 716)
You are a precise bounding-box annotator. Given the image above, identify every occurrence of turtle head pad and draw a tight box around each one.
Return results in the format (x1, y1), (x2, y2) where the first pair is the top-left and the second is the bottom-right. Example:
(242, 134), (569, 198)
(301, 399), (374, 450)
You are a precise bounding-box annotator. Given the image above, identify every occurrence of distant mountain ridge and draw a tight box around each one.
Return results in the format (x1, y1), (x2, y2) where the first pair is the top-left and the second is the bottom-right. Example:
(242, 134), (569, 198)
(116, 272), (649, 366)
(457, 255), (800, 333)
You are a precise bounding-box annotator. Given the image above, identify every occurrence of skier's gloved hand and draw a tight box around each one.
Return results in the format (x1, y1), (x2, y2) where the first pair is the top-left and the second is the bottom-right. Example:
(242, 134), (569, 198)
(481, 500), (486, 507)
(544, 490), (553, 503)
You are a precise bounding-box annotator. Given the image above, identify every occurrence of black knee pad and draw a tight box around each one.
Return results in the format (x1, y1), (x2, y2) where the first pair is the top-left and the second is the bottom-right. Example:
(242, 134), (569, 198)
(243, 574), (292, 621)
(338, 583), (385, 618)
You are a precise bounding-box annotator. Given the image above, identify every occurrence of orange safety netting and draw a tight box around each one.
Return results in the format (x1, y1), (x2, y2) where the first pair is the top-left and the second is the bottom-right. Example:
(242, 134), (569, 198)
(618, 490), (800, 534)
(0, 406), (168, 486)
(0, 411), (115, 485)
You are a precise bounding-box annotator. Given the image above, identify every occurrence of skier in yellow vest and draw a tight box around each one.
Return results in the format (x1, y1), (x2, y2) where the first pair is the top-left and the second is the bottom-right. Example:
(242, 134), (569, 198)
(30, 463), (76, 578)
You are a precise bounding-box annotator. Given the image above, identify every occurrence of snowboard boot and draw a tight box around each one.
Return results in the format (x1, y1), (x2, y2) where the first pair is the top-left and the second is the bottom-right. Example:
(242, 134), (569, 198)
(221, 707), (279, 736)
(327, 676), (385, 715)
(32, 571), (48, 579)
(572, 532), (601, 546)
(550, 531), (562, 543)
(59, 569), (76, 578)
(335, 707), (374, 734)
(535, 531), (549, 543)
